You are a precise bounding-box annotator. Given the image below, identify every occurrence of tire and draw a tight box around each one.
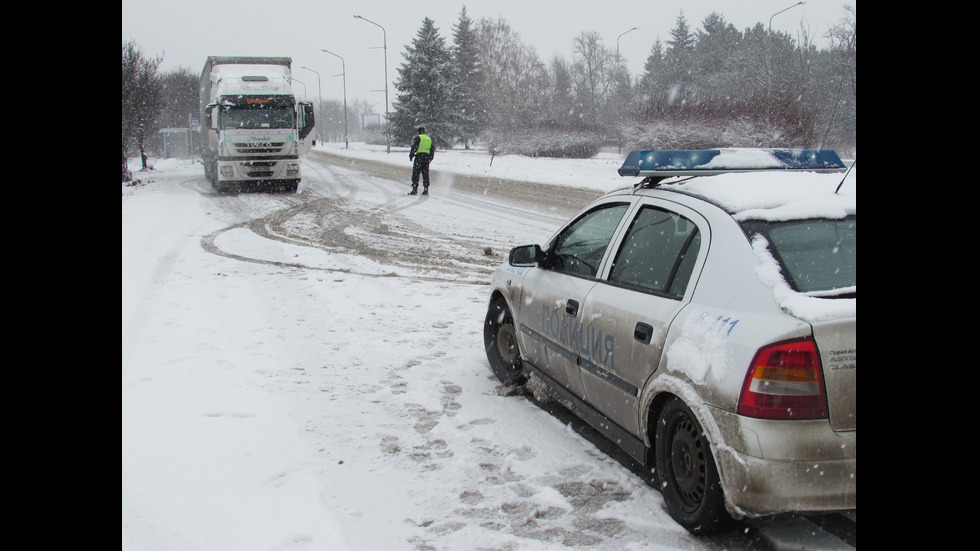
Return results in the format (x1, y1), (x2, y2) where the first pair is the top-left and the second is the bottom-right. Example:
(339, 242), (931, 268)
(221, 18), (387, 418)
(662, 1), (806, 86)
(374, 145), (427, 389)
(483, 297), (526, 385)
(655, 398), (736, 535)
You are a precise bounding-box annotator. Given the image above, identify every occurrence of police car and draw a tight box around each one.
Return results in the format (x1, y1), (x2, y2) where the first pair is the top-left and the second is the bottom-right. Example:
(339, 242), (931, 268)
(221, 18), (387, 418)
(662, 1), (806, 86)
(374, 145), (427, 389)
(483, 149), (855, 534)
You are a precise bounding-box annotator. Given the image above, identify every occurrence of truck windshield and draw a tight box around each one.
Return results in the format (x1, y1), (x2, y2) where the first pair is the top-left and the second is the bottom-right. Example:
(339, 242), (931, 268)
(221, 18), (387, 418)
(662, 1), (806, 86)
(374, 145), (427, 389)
(218, 95), (295, 130)
(221, 106), (294, 130)
(741, 216), (855, 297)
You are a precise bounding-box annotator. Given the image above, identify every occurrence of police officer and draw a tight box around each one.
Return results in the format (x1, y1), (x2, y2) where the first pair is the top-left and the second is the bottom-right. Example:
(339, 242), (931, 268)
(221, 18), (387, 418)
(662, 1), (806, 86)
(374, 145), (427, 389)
(408, 126), (435, 195)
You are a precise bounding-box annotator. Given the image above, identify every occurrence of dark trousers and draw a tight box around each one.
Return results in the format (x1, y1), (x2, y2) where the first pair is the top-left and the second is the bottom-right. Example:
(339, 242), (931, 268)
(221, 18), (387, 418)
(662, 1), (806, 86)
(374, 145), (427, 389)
(411, 154), (432, 189)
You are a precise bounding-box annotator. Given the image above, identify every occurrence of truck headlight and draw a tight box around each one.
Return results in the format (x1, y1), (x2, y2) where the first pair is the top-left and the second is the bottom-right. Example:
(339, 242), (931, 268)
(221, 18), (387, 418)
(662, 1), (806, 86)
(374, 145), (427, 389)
(220, 166), (234, 178)
(286, 163), (300, 176)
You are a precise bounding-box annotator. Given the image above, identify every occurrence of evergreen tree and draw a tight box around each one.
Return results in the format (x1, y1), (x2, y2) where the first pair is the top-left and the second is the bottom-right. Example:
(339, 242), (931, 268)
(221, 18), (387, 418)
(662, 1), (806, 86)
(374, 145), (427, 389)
(390, 17), (454, 147)
(729, 23), (770, 105)
(664, 11), (695, 94)
(693, 12), (741, 101)
(546, 55), (575, 125)
(637, 39), (667, 118)
(450, 7), (483, 148)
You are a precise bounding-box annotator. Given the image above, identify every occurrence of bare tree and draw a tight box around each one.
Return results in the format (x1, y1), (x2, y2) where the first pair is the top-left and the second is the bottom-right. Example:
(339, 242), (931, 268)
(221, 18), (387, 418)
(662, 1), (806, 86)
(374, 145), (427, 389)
(475, 17), (546, 131)
(820, 5), (856, 149)
(571, 32), (615, 127)
(122, 40), (162, 180)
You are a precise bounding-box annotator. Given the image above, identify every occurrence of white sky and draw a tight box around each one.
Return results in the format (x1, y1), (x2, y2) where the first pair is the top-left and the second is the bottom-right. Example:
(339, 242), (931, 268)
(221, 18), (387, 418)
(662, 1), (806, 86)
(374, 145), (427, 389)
(122, 0), (854, 113)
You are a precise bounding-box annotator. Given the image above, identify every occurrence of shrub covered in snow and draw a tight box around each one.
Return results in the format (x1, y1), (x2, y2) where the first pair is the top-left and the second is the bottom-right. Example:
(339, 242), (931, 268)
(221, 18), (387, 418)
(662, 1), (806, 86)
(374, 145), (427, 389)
(487, 129), (601, 159)
(617, 118), (796, 151)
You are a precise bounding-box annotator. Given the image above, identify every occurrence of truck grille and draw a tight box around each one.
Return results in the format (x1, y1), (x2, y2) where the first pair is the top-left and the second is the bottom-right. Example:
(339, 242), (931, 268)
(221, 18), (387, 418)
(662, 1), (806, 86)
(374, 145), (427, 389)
(244, 161), (277, 178)
(233, 142), (286, 154)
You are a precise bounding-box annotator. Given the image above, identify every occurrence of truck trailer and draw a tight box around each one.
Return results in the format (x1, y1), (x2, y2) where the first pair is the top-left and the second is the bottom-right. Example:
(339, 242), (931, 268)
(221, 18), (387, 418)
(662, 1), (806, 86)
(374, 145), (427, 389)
(200, 56), (315, 193)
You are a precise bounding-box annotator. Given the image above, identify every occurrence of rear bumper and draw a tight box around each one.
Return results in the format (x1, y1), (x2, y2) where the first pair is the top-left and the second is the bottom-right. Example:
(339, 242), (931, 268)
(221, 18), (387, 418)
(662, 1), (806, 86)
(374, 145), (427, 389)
(709, 406), (856, 518)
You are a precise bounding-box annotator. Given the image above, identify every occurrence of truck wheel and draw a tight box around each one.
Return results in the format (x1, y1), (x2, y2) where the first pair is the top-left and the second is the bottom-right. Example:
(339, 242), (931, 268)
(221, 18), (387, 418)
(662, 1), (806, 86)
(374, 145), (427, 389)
(655, 398), (735, 535)
(484, 297), (525, 385)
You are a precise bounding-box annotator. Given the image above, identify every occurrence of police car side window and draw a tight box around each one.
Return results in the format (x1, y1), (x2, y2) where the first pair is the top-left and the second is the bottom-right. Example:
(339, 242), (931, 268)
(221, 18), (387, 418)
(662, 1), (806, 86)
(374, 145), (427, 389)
(609, 206), (701, 298)
(547, 203), (629, 278)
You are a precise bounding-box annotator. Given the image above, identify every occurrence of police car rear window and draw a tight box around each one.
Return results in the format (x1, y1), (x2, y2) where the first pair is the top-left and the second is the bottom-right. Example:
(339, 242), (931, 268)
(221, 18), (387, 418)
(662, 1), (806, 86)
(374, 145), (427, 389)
(742, 216), (855, 296)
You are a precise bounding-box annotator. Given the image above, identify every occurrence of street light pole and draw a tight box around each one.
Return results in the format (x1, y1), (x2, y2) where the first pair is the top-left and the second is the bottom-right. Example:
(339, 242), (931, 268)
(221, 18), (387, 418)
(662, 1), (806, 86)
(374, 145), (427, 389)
(353, 14), (389, 153)
(616, 27), (638, 65)
(769, 1), (805, 33)
(299, 66), (322, 144)
(292, 78), (307, 100)
(615, 27), (638, 154)
(766, 2), (805, 114)
(321, 50), (349, 150)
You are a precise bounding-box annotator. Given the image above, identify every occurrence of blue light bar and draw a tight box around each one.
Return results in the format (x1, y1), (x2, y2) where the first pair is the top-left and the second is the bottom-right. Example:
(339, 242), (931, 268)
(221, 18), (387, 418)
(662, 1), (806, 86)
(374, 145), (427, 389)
(618, 149), (847, 177)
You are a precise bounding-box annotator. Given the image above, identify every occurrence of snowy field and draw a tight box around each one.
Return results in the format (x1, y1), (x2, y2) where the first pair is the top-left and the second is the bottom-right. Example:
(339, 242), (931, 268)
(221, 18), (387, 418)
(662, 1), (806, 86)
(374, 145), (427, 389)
(121, 142), (852, 550)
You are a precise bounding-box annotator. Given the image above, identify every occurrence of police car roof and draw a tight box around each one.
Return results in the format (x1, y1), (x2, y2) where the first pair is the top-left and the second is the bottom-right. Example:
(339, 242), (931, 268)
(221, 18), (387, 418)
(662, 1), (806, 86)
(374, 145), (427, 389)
(612, 149), (854, 220)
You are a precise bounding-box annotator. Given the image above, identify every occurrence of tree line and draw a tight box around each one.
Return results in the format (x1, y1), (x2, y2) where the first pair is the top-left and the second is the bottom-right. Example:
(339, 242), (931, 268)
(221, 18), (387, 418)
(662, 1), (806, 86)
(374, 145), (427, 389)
(121, 41), (198, 180)
(121, 5), (855, 180)
(390, 5), (855, 157)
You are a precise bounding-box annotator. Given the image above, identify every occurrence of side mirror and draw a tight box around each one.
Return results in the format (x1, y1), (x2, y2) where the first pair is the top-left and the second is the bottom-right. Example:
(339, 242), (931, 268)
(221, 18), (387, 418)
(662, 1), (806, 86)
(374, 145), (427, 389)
(298, 102), (315, 140)
(509, 244), (543, 266)
(204, 103), (218, 129)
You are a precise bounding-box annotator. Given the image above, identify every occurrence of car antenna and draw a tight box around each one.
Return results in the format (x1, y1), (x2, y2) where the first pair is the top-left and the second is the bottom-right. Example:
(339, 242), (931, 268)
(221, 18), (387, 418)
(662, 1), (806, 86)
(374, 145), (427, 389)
(835, 160), (855, 194)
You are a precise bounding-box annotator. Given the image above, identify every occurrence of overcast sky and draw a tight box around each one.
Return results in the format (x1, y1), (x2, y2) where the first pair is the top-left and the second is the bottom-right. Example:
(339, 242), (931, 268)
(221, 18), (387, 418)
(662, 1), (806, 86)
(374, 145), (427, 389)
(122, 0), (854, 114)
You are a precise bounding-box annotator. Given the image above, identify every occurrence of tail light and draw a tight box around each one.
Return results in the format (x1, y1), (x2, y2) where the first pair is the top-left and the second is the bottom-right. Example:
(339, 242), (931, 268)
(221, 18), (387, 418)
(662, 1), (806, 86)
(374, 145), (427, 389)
(737, 338), (828, 420)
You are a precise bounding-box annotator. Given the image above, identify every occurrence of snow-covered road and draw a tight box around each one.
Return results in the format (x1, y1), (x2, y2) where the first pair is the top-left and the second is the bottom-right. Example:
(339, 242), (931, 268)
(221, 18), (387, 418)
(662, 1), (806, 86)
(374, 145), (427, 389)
(122, 144), (851, 550)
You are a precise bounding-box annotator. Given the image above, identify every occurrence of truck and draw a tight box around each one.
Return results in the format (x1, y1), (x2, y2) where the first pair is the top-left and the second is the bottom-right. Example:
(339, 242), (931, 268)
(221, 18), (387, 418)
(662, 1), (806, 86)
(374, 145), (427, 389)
(200, 56), (316, 193)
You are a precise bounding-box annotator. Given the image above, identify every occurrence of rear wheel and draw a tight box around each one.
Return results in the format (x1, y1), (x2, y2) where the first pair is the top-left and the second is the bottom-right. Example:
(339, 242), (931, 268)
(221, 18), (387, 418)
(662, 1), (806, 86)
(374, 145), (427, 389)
(483, 297), (526, 385)
(655, 398), (735, 535)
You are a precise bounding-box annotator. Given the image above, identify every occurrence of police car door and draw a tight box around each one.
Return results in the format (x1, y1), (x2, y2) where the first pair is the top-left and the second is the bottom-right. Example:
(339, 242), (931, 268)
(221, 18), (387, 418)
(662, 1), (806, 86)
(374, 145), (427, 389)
(577, 202), (706, 436)
(517, 202), (631, 400)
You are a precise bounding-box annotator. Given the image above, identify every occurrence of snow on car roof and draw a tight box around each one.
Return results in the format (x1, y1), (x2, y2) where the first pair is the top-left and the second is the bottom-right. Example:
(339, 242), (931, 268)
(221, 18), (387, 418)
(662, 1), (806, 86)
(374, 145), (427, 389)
(668, 169), (856, 221)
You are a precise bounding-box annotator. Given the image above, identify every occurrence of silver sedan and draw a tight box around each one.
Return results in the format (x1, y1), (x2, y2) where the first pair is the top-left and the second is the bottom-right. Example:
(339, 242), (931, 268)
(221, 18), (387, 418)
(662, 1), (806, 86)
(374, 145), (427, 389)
(484, 149), (855, 534)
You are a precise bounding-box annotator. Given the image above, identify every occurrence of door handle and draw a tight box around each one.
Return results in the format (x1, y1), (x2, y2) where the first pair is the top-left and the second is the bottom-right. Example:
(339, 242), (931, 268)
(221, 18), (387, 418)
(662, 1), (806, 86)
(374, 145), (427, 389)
(634, 322), (653, 344)
(566, 299), (579, 317)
